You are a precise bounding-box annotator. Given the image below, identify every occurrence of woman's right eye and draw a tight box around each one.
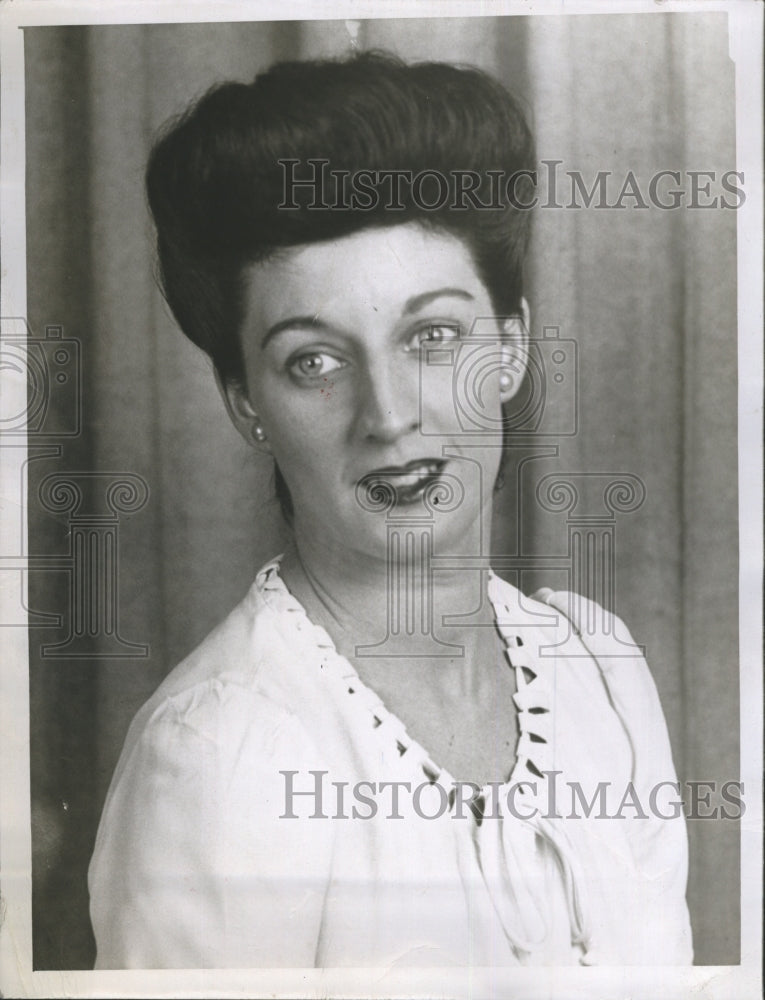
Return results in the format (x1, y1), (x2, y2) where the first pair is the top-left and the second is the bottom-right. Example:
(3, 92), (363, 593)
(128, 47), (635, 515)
(288, 351), (346, 380)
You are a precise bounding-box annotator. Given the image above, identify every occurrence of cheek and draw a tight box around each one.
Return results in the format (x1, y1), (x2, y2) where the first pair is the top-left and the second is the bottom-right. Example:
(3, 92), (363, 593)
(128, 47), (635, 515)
(430, 353), (504, 436)
(268, 411), (327, 464)
(417, 361), (458, 433)
(257, 388), (350, 487)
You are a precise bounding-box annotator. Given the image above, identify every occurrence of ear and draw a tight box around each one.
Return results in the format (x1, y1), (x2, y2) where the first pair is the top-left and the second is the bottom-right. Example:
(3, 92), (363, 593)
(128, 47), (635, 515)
(214, 370), (271, 452)
(499, 298), (530, 404)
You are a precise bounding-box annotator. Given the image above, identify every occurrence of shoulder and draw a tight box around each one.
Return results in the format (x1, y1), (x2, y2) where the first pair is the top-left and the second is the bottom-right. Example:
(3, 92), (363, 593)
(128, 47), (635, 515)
(528, 586), (657, 692)
(89, 640), (334, 968)
(97, 673), (322, 856)
(489, 573), (627, 673)
(142, 557), (287, 706)
(491, 572), (664, 719)
(132, 556), (299, 719)
(110, 557), (318, 794)
(91, 580), (328, 882)
(527, 586), (679, 765)
(491, 572), (651, 670)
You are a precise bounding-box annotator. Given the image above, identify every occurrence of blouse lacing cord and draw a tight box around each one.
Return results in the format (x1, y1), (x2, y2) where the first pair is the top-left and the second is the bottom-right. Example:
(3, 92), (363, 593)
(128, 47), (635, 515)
(492, 586), (596, 965)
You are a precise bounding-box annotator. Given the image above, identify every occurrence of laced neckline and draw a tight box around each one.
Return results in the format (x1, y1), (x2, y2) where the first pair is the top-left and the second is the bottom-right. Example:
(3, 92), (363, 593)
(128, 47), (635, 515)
(255, 555), (554, 798)
(254, 556), (594, 958)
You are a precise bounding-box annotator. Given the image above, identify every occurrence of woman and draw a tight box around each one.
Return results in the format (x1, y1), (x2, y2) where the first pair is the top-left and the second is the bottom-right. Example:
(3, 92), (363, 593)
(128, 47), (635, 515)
(88, 51), (693, 968)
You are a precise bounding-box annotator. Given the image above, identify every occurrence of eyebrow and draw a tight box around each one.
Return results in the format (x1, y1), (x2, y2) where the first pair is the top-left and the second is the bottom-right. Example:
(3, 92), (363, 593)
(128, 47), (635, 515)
(402, 287), (475, 314)
(260, 287), (475, 351)
(260, 316), (328, 351)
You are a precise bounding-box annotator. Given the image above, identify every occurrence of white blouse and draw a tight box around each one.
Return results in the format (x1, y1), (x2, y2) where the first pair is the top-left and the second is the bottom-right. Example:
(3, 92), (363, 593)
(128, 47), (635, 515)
(88, 557), (693, 968)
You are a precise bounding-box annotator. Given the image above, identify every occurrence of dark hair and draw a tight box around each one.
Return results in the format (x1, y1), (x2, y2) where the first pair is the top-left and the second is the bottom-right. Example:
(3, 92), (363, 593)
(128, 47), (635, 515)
(146, 50), (535, 521)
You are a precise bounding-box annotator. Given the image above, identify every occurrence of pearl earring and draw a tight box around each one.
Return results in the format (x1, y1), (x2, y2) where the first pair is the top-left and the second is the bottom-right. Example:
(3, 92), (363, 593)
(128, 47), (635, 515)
(499, 371), (512, 391)
(253, 424), (267, 443)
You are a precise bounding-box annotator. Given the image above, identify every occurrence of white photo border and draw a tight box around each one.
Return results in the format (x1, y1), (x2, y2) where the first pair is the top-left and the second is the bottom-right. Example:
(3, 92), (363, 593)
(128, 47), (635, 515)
(1, 1), (762, 997)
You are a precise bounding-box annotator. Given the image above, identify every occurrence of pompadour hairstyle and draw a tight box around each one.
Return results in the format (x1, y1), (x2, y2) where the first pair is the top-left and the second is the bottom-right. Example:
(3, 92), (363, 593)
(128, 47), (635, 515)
(146, 50), (535, 386)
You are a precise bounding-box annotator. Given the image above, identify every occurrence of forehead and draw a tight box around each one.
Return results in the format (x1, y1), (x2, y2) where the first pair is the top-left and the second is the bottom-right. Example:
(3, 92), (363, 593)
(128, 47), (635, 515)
(242, 223), (487, 327)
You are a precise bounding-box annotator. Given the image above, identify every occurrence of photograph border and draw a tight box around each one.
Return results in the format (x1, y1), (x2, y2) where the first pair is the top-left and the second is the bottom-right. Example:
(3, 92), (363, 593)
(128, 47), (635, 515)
(1, 1), (762, 997)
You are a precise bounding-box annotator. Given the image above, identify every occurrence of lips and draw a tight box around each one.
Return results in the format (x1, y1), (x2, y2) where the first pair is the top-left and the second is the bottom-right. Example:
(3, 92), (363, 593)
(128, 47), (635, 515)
(362, 458), (446, 505)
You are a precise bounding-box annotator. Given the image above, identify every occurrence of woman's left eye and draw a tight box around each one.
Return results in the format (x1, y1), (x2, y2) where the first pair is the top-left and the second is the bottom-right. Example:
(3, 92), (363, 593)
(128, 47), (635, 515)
(409, 323), (463, 350)
(289, 352), (345, 379)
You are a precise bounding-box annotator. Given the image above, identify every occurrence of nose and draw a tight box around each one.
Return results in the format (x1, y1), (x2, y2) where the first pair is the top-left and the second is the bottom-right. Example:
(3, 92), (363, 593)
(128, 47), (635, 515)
(356, 357), (420, 443)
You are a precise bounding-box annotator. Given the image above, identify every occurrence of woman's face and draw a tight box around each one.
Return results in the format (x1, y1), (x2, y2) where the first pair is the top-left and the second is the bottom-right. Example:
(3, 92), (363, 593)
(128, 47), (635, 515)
(227, 222), (526, 558)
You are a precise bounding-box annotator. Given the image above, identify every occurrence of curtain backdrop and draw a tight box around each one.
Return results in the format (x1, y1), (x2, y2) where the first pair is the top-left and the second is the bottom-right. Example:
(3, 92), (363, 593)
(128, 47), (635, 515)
(25, 13), (738, 969)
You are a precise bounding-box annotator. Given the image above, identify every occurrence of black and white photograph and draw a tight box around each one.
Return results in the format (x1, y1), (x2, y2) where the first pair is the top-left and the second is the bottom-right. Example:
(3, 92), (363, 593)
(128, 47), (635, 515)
(0, 1), (761, 997)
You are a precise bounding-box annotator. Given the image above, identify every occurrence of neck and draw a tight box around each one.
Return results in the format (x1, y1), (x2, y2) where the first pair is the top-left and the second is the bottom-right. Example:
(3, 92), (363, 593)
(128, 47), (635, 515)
(279, 510), (495, 655)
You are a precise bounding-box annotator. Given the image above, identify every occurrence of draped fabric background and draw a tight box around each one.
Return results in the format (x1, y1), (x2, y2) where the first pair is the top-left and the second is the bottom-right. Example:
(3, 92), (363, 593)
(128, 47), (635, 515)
(25, 13), (738, 969)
